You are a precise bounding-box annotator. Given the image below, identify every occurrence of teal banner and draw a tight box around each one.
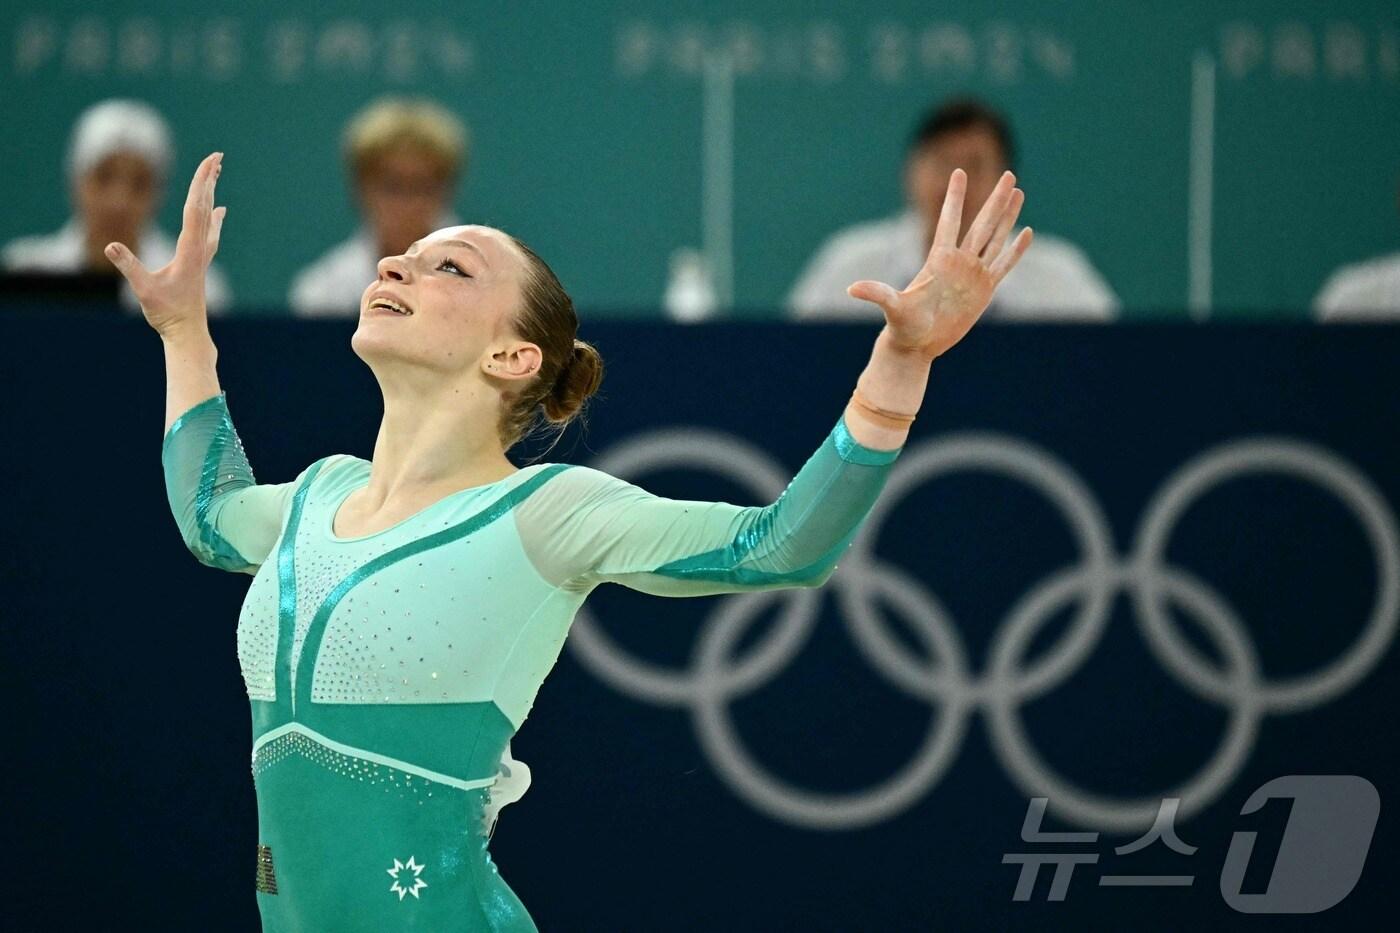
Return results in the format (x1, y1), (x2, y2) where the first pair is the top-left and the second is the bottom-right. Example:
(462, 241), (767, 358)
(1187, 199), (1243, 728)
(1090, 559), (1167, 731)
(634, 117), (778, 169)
(2, 1), (1397, 317)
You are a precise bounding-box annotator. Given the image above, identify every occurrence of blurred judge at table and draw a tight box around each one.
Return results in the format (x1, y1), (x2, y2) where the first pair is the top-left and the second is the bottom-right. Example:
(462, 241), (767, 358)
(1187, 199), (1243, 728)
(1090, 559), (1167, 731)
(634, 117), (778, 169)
(787, 97), (1118, 322)
(1, 98), (232, 314)
(288, 97), (468, 317)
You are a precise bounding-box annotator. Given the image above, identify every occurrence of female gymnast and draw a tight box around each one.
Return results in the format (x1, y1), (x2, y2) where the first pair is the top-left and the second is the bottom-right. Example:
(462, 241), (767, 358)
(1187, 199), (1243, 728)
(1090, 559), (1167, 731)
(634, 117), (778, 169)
(108, 151), (1031, 931)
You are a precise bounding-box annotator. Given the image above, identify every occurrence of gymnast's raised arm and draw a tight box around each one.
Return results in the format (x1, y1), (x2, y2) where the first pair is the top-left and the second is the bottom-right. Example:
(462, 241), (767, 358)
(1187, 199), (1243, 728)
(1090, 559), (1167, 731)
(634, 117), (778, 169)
(107, 152), (299, 574)
(520, 169), (1033, 596)
(107, 151), (227, 432)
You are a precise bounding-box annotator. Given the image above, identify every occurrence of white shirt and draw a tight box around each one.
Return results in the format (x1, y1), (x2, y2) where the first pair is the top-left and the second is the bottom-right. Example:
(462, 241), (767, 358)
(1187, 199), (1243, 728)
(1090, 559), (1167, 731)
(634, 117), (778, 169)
(289, 214), (460, 318)
(787, 209), (1119, 322)
(1313, 252), (1400, 322)
(1, 217), (233, 315)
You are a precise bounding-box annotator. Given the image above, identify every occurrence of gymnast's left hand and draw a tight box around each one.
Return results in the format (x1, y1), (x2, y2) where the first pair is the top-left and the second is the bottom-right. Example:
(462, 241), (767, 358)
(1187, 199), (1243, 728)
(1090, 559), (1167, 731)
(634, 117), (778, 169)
(846, 168), (1033, 362)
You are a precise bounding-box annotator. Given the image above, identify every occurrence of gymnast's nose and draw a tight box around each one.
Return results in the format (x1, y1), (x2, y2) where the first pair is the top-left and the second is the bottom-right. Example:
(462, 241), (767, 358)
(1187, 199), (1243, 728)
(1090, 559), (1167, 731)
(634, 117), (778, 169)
(377, 253), (410, 282)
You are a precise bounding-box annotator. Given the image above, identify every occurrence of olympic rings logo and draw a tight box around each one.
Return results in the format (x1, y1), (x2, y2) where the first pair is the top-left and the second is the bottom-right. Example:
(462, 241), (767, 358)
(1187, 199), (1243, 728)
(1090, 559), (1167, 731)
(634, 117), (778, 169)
(569, 428), (1399, 832)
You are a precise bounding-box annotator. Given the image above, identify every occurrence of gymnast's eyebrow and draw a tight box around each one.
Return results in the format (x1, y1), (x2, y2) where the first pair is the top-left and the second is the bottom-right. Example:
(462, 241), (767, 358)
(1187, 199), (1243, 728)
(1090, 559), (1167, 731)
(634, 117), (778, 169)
(408, 238), (490, 267)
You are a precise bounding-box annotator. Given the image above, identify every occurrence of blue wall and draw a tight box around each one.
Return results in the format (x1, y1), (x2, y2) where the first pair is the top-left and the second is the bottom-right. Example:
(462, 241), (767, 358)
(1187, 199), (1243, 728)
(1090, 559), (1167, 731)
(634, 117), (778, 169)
(3, 312), (1397, 929)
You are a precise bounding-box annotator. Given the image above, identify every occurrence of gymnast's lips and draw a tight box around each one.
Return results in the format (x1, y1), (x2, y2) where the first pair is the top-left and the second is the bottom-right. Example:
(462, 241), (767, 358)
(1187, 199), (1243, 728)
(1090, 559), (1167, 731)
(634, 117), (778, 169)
(367, 292), (414, 316)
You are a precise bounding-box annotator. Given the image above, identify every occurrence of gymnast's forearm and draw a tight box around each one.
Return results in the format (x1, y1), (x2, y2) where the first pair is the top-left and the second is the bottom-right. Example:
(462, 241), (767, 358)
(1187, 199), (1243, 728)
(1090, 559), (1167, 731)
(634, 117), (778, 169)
(161, 321), (223, 436)
(842, 325), (933, 451)
(158, 321), (270, 574)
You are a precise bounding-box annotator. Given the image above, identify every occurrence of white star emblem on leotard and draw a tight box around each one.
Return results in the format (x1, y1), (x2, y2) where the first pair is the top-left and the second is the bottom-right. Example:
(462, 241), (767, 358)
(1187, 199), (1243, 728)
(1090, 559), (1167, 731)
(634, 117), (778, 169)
(387, 855), (429, 901)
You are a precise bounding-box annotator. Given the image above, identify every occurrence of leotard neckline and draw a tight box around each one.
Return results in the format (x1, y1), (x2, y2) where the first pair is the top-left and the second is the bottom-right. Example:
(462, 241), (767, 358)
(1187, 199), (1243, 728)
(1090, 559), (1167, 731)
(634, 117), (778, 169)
(324, 460), (554, 543)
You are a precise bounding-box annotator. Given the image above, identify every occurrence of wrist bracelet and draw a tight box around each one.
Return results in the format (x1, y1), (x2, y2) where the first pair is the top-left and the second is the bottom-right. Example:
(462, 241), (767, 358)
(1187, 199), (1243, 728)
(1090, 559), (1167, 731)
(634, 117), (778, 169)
(849, 388), (917, 430)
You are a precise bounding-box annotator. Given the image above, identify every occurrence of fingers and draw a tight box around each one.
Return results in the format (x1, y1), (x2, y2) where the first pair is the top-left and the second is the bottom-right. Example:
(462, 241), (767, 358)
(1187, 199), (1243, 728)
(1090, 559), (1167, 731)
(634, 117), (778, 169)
(177, 152), (222, 259)
(981, 187), (1024, 261)
(180, 152), (218, 229)
(207, 205), (227, 260)
(989, 227), (1034, 281)
(930, 169), (967, 251)
(961, 171), (1016, 255)
(846, 279), (901, 314)
(103, 241), (151, 291)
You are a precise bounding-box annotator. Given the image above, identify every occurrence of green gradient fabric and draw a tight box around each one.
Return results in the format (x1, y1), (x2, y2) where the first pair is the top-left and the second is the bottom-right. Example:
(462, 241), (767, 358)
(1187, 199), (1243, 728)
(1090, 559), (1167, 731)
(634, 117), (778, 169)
(162, 390), (901, 931)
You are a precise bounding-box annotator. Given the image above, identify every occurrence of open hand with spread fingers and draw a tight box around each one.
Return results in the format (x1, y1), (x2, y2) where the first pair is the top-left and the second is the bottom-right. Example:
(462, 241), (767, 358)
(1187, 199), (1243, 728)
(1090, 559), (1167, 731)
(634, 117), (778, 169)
(104, 151), (227, 339)
(847, 168), (1032, 361)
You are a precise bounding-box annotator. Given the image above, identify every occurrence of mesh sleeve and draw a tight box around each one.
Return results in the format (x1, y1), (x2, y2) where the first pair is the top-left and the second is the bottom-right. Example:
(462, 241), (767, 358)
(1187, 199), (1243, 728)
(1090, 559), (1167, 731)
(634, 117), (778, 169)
(515, 413), (901, 596)
(161, 392), (300, 575)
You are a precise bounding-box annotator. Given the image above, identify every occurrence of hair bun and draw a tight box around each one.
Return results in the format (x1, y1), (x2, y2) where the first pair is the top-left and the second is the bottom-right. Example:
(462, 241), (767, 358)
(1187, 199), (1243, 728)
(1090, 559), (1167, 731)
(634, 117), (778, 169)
(542, 338), (604, 424)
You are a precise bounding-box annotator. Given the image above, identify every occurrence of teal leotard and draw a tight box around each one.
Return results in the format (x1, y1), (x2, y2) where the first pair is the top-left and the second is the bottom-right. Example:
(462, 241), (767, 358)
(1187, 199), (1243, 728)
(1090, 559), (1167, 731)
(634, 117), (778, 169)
(162, 391), (902, 931)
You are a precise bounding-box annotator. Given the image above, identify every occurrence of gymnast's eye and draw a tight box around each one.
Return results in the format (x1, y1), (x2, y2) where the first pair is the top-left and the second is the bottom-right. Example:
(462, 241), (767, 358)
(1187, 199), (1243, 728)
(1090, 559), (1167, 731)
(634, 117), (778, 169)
(438, 259), (471, 277)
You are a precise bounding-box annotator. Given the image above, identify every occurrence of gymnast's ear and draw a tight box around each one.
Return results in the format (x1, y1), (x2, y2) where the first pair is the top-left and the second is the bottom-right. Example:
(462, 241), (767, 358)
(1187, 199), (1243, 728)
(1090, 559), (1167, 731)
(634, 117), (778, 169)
(483, 340), (543, 381)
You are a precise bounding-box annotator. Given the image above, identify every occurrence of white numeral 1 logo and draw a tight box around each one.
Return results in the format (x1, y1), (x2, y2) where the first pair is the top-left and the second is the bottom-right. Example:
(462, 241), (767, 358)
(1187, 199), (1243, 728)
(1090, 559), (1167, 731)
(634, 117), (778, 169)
(1221, 775), (1379, 914)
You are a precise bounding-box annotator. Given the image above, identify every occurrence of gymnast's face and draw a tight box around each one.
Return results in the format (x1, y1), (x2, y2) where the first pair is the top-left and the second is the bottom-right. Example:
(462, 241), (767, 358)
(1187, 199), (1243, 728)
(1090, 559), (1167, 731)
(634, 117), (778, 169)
(351, 225), (542, 386)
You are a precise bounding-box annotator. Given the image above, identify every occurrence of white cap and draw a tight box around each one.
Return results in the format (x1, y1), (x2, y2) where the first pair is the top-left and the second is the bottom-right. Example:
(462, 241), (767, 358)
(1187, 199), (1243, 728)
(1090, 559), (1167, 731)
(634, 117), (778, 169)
(66, 98), (174, 183)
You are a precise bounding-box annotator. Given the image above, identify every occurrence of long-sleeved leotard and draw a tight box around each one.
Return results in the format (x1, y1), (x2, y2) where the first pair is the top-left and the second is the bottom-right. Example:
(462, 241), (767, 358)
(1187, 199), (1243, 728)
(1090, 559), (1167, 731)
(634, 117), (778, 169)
(163, 391), (903, 932)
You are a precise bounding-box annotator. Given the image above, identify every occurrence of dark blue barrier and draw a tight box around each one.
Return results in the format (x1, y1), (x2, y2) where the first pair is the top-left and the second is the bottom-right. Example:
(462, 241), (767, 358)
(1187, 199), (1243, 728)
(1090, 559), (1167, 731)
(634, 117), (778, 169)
(4, 311), (1397, 930)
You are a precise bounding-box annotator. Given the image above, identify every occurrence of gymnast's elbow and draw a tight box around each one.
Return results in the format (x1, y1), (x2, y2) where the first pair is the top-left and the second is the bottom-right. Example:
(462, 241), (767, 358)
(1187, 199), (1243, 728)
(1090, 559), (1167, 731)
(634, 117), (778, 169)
(791, 561), (839, 590)
(180, 523), (258, 574)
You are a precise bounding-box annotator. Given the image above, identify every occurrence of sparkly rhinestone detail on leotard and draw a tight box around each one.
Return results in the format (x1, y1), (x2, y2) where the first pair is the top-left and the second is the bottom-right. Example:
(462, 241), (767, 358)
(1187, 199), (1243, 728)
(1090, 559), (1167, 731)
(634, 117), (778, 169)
(236, 463), (481, 704)
(237, 565), (280, 700)
(252, 731), (452, 806)
(291, 519), (396, 699)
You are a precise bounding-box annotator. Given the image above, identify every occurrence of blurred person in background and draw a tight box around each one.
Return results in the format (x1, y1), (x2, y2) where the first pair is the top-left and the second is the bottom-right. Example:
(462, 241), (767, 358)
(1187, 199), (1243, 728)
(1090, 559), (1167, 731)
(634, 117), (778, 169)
(289, 97), (467, 317)
(1, 98), (232, 314)
(788, 96), (1117, 322)
(1314, 179), (1400, 321)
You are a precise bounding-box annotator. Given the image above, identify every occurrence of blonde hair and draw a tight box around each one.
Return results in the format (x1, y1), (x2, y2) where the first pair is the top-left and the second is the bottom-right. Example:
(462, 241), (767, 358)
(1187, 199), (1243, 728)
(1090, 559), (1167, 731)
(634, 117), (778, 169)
(343, 97), (468, 181)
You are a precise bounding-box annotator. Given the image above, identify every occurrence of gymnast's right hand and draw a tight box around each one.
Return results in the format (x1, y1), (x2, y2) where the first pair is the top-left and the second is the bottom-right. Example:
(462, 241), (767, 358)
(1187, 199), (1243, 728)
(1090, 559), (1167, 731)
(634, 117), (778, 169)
(104, 151), (227, 339)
